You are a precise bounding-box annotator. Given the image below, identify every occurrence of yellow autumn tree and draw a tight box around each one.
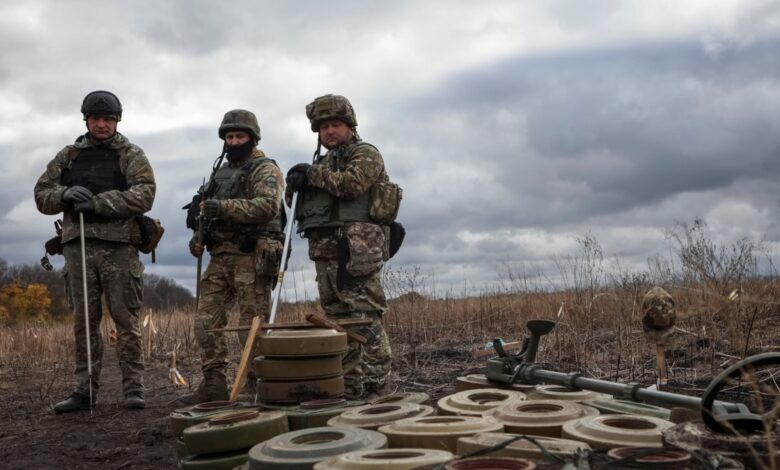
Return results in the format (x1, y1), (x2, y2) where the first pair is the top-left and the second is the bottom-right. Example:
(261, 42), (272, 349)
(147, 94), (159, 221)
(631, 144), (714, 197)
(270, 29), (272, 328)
(0, 281), (52, 324)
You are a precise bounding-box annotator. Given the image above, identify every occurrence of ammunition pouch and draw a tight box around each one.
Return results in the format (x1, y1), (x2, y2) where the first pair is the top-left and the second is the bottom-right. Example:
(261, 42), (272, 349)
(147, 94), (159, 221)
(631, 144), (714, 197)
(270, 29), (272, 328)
(369, 180), (402, 225)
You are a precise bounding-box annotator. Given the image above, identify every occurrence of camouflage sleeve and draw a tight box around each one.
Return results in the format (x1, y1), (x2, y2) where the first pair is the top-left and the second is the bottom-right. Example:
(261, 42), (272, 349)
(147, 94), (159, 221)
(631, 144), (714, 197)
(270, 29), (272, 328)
(307, 144), (384, 200)
(221, 159), (283, 224)
(33, 147), (71, 215)
(93, 145), (156, 217)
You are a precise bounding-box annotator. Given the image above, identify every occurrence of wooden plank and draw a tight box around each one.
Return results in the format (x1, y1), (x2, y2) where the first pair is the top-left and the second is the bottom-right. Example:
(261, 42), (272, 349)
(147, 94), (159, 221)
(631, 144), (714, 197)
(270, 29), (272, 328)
(472, 341), (522, 358)
(206, 318), (372, 333)
(230, 316), (261, 402)
(305, 312), (367, 344)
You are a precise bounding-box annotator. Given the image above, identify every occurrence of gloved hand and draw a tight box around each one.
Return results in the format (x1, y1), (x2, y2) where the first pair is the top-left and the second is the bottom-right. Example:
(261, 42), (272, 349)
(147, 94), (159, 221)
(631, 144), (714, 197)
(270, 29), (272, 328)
(62, 186), (93, 203)
(189, 237), (204, 257)
(286, 163), (311, 192)
(74, 199), (95, 213)
(202, 199), (221, 218)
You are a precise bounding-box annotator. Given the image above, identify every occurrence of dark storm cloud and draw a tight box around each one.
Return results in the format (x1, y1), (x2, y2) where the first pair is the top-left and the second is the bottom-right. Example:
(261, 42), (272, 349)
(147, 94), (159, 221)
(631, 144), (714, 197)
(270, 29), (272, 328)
(390, 37), (780, 253)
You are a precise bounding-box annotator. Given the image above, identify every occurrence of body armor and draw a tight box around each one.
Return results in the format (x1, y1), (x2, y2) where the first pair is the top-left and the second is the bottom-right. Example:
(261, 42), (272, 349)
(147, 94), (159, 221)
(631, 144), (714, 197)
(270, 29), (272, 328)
(296, 144), (373, 233)
(204, 158), (283, 250)
(61, 147), (127, 223)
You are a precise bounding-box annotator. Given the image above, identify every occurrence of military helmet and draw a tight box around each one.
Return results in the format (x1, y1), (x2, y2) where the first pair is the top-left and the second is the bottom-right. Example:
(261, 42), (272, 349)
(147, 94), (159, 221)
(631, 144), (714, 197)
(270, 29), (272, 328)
(306, 94), (357, 132)
(81, 90), (122, 120)
(219, 109), (261, 141)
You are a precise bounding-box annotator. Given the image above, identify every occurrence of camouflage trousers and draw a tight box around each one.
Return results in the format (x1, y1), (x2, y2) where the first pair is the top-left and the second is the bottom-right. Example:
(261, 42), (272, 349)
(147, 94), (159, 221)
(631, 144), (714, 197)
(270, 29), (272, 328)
(195, 253), (272, 380)
(314, 260), (391, 398)
(62, 240), (144, 397)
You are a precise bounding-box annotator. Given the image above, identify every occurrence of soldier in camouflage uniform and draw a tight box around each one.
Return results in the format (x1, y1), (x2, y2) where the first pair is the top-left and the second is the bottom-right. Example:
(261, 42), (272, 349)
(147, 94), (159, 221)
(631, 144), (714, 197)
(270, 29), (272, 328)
(34, 91), (156, 413)
(286, 95), (392, 400)
(181, 109), (284, 403)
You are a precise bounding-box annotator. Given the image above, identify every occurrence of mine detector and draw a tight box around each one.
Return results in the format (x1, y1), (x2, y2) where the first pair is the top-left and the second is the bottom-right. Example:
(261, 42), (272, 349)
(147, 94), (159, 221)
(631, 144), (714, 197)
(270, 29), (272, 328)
(485, 319), (780, 435)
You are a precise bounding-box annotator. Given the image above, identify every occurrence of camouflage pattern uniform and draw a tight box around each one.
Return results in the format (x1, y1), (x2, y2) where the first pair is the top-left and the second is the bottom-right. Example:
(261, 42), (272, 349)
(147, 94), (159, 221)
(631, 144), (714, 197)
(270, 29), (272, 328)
(194, 149), (284, 383)
(34, 132), (156, 399)
(288, 95), (392, 399)
(642, 286), (676, 344)
(190, 110), (284, 400)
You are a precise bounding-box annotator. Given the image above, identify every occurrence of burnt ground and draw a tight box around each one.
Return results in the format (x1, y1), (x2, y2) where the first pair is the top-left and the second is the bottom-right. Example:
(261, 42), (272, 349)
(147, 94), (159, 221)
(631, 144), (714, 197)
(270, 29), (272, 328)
(0, 344), (478, 470)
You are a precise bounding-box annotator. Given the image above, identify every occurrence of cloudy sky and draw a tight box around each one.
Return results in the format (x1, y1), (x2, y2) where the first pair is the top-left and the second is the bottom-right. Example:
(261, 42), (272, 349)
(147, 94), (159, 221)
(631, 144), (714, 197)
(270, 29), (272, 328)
(2, 0), (779, 300)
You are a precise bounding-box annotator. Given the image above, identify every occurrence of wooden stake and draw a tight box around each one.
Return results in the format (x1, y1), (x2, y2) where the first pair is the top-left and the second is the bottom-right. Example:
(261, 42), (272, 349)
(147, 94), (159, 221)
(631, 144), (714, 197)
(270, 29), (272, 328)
(230, 316), (261, 402)
(656, 343), (667, 389)
(146, 308), (153, 360)
(305, 312), (367, 344)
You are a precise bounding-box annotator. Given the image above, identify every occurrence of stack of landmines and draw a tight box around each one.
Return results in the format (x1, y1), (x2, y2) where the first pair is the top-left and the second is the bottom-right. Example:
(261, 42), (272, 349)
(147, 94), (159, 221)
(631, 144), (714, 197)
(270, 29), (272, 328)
(253, 313), (367, 404)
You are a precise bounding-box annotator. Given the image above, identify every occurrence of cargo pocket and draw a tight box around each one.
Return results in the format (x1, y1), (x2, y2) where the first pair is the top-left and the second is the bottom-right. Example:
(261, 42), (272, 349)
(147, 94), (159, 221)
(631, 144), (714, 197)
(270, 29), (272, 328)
(344, 222), (385, 277)
(126, 261), (144, 309)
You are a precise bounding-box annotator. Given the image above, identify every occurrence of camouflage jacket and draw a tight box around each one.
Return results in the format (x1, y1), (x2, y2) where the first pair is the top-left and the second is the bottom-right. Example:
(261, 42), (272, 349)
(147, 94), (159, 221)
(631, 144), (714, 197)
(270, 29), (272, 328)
(201, 148), (284, 255)
(34, 132), (156, 245)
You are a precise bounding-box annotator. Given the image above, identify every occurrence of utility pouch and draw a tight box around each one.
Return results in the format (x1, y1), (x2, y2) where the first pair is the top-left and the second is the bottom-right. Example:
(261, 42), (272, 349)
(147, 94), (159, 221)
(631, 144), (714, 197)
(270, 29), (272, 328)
(255, 238), (283, 277)
(344, 222), (385, 277)
(388, 222), (406, 259)
(131, 215), (165, 259)
(369, 181), (402, 225)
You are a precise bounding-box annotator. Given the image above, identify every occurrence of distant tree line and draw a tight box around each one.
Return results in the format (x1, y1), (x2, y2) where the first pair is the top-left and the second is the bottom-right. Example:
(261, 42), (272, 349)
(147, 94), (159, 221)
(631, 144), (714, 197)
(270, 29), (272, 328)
(0, 257), (193, 323)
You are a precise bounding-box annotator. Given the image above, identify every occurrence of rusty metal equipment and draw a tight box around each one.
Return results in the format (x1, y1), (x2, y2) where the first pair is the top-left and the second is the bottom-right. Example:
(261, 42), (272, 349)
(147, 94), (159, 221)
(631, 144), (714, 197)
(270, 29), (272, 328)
(485, 319), (780, 434)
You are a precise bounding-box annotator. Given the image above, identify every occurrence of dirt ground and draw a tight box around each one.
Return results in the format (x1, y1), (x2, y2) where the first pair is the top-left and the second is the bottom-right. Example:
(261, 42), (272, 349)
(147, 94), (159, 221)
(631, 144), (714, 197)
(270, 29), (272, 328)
(0, 343), (476, 470)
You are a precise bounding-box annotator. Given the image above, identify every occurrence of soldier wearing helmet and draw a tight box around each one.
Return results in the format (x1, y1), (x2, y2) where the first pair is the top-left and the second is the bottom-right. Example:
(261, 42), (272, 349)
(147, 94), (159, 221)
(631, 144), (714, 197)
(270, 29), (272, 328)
(34, 90), (156, 413)
(286, 94), (393, 400)
(178, 109), (284, 404)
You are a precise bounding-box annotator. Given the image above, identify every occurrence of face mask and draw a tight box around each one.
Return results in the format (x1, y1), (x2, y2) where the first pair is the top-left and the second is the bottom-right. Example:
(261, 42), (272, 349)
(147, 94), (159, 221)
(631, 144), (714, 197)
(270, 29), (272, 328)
(225, 140), (254, 162)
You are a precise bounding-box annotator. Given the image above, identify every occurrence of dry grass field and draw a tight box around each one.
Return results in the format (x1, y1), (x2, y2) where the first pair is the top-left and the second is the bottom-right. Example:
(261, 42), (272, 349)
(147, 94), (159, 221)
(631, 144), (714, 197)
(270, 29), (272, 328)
(2, 229), (780, 468)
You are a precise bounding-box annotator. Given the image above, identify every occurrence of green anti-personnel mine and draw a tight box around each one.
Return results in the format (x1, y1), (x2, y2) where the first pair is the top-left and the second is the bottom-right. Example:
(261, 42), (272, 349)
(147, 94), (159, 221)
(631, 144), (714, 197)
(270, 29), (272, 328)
(485, 319), (780, 434)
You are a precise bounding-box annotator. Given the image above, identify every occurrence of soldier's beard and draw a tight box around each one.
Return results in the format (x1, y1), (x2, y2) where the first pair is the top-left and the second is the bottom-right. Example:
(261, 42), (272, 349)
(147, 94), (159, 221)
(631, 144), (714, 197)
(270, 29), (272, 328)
(225, 140), (254, 162)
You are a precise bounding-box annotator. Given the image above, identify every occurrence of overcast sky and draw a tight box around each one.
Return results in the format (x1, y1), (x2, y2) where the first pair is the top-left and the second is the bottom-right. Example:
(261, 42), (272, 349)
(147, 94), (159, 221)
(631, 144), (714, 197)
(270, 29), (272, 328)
(2, 0), (779, 300)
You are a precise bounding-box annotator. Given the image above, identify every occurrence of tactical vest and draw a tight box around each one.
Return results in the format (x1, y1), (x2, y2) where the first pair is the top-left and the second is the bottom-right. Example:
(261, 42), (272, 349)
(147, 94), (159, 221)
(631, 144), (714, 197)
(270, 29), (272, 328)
(61, 147), (127, 223)
(296, 144), (373, 233)
(204, 157), (284, 247)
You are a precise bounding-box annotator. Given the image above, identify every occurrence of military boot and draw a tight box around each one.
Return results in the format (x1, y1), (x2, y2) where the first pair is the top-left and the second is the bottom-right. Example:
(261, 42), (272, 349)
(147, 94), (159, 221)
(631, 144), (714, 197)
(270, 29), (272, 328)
(124, 392), (145, 410)
(53, 392), (96, 414)
(173, 371), (229, 406)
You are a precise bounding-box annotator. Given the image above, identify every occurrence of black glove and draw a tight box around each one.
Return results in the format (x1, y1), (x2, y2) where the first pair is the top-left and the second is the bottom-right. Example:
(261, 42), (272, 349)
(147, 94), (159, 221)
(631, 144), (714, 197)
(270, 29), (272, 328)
(74, 199), (95, 213)
(62, 186), (93, 203)
(202, 199), (221, 218)
(286, 163), (311, 192)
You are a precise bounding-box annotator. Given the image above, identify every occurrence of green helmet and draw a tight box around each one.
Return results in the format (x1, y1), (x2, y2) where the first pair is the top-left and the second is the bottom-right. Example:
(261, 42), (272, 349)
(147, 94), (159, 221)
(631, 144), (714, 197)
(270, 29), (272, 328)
(306, 94), (357, 132)
(219, 109), (261, 141)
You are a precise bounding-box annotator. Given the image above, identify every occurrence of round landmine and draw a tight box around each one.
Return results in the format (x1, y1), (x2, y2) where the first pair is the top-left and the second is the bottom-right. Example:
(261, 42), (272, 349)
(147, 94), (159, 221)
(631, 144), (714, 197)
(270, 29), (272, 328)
(455, 374), (536, 393)
(457, 432), (590, 460)
(255, 355), (343, 380)
(327, 402), (435, 430)
(183, 410), (289, 456)
(262, 399), (367, 430)
(584, 398), (671, 420)
(170, 401), (257, 437)
(438, 389), (526, 417)
(180, 448), (251, 469)
(248, 426), (387, 469)
(313, 448), (455, 469)
(257, 376), (344, 404)
(370, 392), (430, 405)
(259, 329), (348, 357)
(663, 420), (778, 468)
(561, 414), (674, 450)
(377, 416), (504, 452)
(607, 447), (692, 467)
(483, 399), (598, 437)
(527, 385), (608, 402)
(444, 457), (536, 469)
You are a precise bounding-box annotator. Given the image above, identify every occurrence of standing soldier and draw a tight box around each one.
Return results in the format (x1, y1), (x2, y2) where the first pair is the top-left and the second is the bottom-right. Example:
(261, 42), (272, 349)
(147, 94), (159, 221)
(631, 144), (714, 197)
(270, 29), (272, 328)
(182, 109), (284, 403)
(286, 94), (395, 400)
(34, 90), (156, 412)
